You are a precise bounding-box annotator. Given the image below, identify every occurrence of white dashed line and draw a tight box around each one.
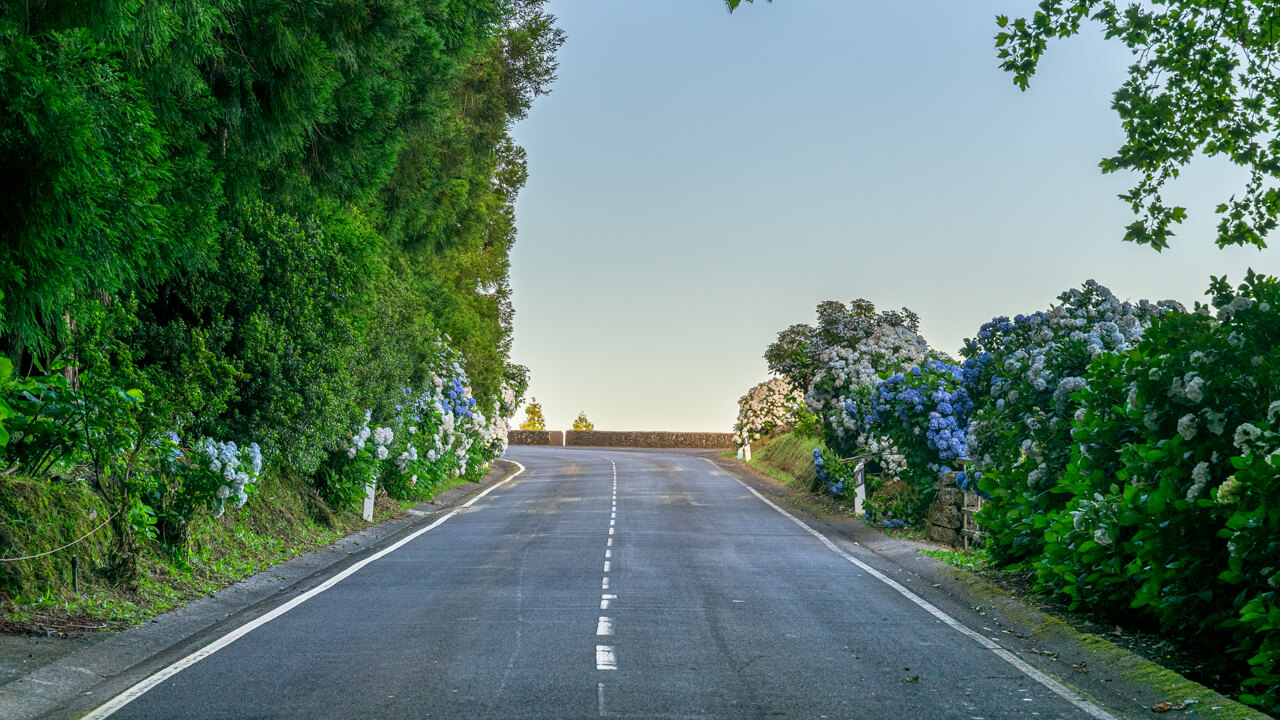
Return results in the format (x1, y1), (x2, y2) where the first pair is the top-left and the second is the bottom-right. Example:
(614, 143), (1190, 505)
(602, 576), (609, 590)
(596, 645), (618, 670)
(607, 538), (612, 547)
(601, 594), (616, 610)
(605, 549), (611, 558)
(603, 561), (611, 572)
(596, 617), (614, 636)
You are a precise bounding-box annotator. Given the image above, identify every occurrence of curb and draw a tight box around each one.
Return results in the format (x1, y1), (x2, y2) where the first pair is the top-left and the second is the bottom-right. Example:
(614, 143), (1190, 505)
(0, 460), (522, 720)
(705, 453), (1273, 720)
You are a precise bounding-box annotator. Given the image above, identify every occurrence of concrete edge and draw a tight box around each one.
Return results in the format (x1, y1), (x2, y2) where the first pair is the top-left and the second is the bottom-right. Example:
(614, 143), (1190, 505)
(0, 459), (523, 720)
(705, 453), (1273, 720)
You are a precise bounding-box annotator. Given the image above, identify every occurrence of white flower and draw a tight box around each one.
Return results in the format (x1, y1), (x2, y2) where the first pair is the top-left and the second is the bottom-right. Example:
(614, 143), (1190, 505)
(216, 485), (231, 499)
(374, 427), (394, 446)
(1186, 461), (1211, 500)
(376, 446), (389, 461)
(1216, 475), (1242, 504)
(1093, 528), (1113, 546)
(1268, 400), (1280, 424)
(1184, 375), (1206, 403)
(1177, 414), (1197, 441)
(1233, 422), (1263, 454)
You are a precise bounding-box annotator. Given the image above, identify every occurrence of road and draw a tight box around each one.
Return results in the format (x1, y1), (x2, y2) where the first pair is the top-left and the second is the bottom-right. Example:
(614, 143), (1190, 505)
(82, 446), (1115, 719)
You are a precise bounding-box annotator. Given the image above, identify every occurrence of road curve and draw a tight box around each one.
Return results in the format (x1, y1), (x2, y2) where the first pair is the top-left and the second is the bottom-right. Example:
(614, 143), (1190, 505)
(85, 446), (1110, 719)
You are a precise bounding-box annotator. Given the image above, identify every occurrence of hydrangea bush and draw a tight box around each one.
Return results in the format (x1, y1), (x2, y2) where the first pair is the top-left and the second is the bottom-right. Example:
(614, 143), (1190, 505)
(807, 323), (931, 460)
(960, 280), (1182, 561)
(1036, 272), (1279, 712)
(733, 377), (806, 447)
(319, 343), (524, 508)
(866, 359), (974, 521)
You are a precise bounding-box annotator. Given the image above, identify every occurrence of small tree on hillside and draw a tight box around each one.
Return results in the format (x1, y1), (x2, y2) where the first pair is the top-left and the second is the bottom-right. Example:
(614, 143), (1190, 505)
(571, 411), (594, 431)
(520, 398), (546, 430)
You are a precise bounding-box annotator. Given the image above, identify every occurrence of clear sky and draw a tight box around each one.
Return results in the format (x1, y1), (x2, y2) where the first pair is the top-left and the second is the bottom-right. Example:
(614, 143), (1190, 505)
(507, 0), (1275, 433)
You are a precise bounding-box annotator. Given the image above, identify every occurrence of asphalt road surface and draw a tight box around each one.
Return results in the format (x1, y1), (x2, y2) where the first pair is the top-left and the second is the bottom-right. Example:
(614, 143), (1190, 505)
(86, 447), (1115, 719)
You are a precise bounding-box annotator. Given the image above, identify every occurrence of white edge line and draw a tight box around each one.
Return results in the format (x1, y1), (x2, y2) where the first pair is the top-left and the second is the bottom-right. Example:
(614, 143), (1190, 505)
(83, 461), (527, 719)
(700, 458), (1119, 720)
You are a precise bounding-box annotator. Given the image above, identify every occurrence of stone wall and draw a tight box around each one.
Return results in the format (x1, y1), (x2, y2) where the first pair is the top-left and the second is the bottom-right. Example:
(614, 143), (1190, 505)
(508, 430), (564, 446)
(564, 431), (734, 449)
(926, 471), (985, 548)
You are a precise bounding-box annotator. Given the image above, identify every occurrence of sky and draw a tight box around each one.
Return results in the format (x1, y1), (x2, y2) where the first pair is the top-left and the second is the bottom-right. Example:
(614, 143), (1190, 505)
(507, 0), (1276, 433)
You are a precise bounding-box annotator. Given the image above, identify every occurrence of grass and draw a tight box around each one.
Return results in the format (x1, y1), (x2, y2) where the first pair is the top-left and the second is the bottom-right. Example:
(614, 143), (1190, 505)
(0, 466), (490, 631)
(746, 432), (824, 489)
(919, 546), (992, 571)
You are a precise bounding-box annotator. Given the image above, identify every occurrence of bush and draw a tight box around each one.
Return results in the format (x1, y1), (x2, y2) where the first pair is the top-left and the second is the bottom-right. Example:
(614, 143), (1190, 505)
(733, 377), (807, 448)
(139, 202), (381, 473)
(1037, 272), (1280, 712)
(962, 280), (1180, 562)
(866, 359), (974, 522)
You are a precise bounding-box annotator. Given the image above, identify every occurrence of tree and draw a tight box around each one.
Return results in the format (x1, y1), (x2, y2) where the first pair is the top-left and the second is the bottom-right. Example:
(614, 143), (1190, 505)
(764, 299), (920, 392)
(996, 2), (1280, 251)
(571, 411), (594, 431)
(520, 398), (546, 430)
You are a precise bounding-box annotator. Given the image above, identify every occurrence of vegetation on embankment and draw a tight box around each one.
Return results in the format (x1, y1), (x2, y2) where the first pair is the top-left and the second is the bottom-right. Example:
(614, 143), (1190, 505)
(0, 1), (565, 631)
(745, 432), (823, 490)
(0, 468), (479, 630)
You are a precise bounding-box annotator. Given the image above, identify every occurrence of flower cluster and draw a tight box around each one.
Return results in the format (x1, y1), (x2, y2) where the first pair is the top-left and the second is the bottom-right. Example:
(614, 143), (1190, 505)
(1035, 272), (1279, 712)
(806, 323), (931, 459)
(196, 438), (264, 517)
(733, 377), (805, 447)
(860, 360), (975, 522)
(960, 280), (1181, 560)
(325, 341), (526, 507)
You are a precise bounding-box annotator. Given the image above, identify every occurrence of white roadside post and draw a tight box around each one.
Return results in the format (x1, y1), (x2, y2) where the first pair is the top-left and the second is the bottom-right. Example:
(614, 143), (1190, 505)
(852, 459), (867, 517)
(362, 480), (376, 522)
(744, 443), (752, 462)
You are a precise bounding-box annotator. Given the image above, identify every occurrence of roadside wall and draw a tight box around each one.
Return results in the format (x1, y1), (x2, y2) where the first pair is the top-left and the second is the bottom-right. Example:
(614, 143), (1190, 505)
(508, 430), (564, 446)
(564, 431), (734, 449)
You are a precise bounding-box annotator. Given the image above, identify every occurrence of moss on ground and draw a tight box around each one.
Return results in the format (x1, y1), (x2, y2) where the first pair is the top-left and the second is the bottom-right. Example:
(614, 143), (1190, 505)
(0, 477), (114, 604)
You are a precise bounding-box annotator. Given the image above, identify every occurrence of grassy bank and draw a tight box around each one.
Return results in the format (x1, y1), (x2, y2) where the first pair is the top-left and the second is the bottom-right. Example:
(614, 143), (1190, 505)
(746, 432), (824, 489)
(0, 468), (481, 632)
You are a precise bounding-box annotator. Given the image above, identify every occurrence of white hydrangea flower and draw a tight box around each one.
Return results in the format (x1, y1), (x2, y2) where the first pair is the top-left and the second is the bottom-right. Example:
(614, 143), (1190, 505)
(1177, 414), (1197, 441)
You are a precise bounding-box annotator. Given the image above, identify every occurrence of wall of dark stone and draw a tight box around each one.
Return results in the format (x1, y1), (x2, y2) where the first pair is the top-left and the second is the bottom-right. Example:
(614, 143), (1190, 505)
(564, 431), (734, 449)
(508, 430), (564, 446)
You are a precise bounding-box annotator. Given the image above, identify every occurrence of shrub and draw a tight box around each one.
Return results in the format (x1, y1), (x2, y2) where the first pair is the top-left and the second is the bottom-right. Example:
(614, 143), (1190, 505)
(962, 280), (1181, 562)
(1037, 272), (1279, 711)
(733, 377), (806, 448)
(866, 359), (974, 522)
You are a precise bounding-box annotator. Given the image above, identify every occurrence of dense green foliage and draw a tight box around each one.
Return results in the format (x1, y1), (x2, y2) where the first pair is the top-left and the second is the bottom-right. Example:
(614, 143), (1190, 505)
(571, 411), (594, 431)
(996, 1), (1280, 250)
(961, 282), (1180, 563)
(1038, 272), (1280, 711)
(0, 0), (562, 577)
